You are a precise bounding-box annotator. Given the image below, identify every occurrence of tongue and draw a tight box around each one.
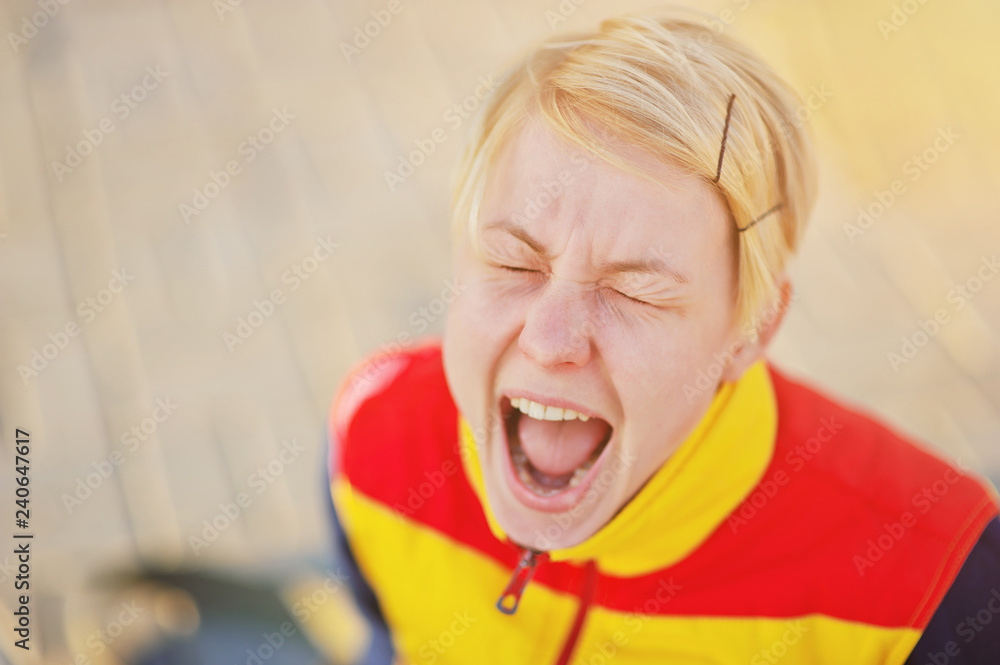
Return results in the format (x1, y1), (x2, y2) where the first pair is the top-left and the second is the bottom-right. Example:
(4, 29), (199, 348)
(517, 415), (611, 477)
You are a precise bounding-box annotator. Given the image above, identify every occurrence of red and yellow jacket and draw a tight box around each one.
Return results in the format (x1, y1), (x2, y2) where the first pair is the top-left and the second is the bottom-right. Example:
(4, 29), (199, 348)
(327, 340), (999, 664)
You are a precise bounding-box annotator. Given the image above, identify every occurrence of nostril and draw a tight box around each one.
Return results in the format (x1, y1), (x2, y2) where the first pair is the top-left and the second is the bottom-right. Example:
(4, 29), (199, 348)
(517, 309), (594, 368)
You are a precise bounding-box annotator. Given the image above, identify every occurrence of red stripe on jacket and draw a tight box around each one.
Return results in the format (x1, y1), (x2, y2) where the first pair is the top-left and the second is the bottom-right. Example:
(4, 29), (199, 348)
(330, 342), (998, 629)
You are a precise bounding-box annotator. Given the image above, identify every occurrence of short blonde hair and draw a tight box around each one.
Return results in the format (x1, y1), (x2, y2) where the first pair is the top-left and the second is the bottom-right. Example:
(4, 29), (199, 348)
(450, 11), (818, 334)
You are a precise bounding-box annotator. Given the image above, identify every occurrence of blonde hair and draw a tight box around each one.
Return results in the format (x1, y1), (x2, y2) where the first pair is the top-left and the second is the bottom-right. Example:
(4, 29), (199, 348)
(450, 11), (818, 334)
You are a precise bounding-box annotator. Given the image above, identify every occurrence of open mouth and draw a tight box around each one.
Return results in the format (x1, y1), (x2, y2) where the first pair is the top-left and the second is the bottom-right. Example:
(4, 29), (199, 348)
(501, 395), (614, 498)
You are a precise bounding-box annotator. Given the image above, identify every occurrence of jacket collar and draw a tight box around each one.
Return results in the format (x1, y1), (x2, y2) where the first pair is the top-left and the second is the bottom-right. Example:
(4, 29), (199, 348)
(457, 359), (778, 576)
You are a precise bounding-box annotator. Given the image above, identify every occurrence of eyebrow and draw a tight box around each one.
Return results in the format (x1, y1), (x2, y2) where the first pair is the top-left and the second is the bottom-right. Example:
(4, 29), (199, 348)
(482, 220), (689, 285)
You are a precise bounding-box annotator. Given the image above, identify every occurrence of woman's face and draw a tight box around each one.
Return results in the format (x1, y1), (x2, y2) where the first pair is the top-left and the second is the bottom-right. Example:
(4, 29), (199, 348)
(442, 117), (747, 550)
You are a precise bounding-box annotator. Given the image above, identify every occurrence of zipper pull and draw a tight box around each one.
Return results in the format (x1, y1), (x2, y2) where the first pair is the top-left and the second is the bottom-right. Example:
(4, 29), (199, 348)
(496, 547), (547, 615)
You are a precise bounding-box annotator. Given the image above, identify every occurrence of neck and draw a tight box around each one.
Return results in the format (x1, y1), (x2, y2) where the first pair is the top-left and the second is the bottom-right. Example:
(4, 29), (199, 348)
(458, 359), (779, 576)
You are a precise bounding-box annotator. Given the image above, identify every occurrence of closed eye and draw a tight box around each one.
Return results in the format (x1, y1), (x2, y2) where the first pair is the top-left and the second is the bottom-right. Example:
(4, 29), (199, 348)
(610, 289), (652, 307)
(499, 265), (541, 274)
(501, 265), (653, 306)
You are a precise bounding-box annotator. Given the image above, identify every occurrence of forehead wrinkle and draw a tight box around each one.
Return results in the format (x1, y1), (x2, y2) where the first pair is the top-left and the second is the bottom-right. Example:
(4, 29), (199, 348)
(484, 118), (700, 288)
(480, 218), (688, 288)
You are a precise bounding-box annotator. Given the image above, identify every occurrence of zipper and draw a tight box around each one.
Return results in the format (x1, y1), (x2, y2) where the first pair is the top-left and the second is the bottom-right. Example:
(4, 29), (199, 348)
(496, 547), (548, 614)
(496, 546), (598, 665)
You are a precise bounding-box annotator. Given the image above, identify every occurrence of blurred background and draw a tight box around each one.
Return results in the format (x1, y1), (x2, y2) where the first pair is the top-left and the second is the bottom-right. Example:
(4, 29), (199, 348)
(0, 0), (998, 662)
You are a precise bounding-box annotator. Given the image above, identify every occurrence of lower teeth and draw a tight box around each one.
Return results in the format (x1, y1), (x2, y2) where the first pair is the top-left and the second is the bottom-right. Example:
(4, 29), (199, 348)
(512, 444), (592, 495)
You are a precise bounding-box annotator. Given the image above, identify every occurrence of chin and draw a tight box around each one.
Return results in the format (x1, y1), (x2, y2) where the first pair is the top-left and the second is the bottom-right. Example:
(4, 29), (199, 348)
(477, 396), (628, 551)
(491, 499), (612, 551)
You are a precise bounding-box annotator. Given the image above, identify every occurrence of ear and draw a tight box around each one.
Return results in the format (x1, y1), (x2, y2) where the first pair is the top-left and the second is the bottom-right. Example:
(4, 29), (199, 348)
(720, 275), (793, 383)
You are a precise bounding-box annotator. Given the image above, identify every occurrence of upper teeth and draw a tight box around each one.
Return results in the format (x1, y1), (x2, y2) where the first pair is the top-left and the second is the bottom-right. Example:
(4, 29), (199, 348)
(510, 397), (590, 422)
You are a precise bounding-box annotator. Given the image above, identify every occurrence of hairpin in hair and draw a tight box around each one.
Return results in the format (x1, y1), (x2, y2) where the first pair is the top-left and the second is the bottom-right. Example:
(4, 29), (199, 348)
(712, 93), (785, 233)
(713, 94), (736, 184)
(739, 202), (784, 232)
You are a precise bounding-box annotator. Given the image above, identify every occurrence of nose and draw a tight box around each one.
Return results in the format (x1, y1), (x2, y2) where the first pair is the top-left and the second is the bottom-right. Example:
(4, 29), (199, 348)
(517, 277), (594, 368)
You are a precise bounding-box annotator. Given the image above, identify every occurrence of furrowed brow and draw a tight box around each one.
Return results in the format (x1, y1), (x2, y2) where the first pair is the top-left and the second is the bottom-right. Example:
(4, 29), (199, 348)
(599, 258), (689, 286)
(482, 220), (688, 285)
(482, 221), (551, 260)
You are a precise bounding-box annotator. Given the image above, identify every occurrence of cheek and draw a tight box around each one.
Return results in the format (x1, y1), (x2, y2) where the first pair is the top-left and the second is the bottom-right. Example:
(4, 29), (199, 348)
(449, 279), (515, 346)
(449, 264), (536, 347)
(606, 326), (722, 424)
(603, 328), (685, 395)
(442, 274), (523, 409)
